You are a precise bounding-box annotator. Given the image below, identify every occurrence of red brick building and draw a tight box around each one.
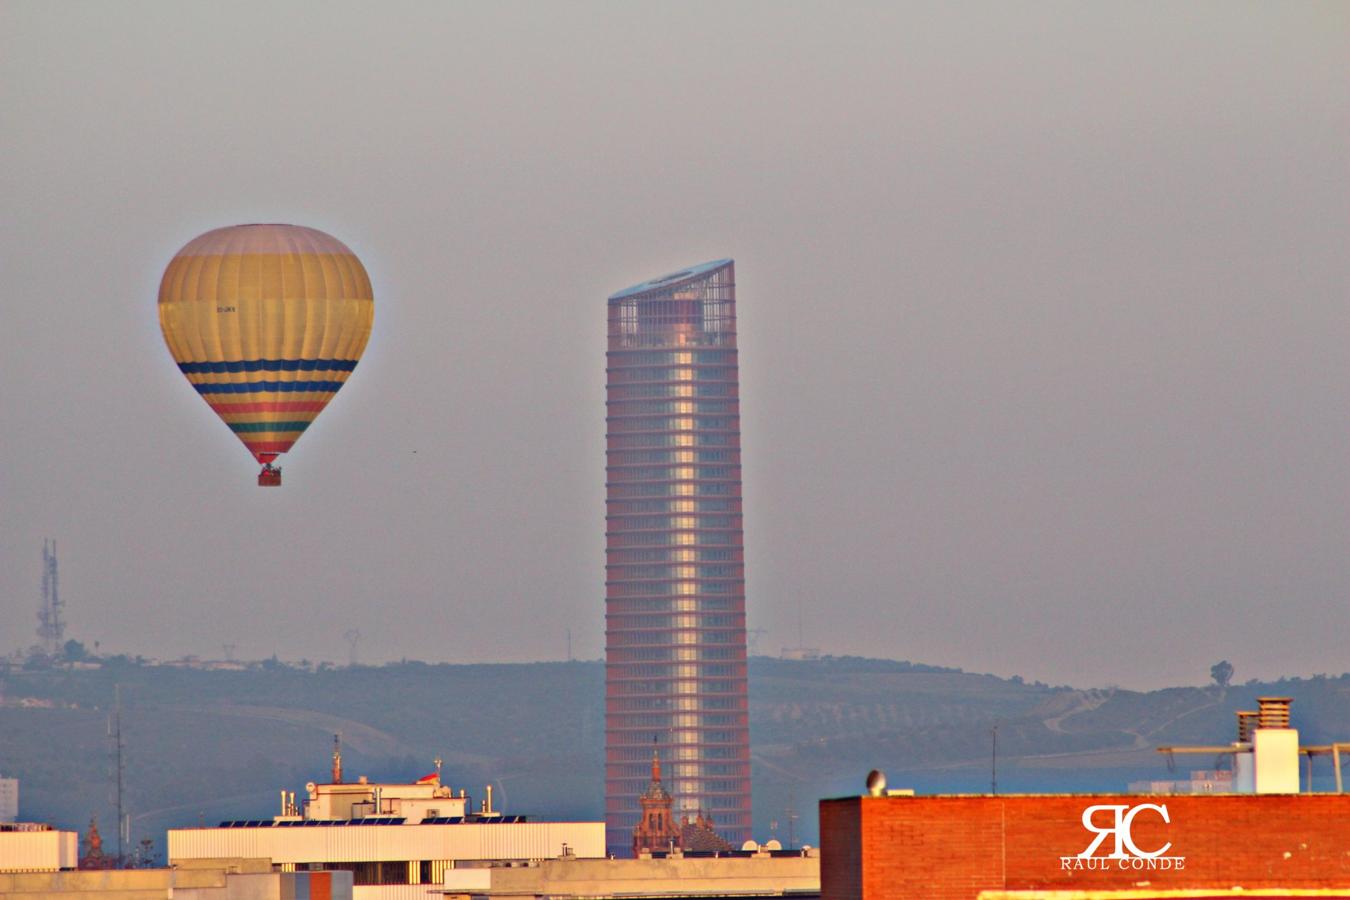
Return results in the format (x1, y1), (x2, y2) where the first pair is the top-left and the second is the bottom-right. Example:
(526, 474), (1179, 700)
(820, 793), (1350, 899)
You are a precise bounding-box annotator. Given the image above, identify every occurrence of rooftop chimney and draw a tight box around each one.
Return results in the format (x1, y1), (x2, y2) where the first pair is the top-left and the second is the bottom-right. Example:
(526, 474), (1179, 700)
(1236, 710), (1259, 744)
(1257, 697), (1292, 729)
(1253, 697), (1298, 794)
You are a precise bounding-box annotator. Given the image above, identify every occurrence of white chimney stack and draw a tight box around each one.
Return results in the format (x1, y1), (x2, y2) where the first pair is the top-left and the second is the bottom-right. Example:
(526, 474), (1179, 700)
(1252, 697), (1299, 794)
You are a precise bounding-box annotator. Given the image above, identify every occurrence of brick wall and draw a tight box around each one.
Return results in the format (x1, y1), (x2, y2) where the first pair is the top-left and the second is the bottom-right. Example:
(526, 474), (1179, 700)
(820, 794), (1350, 900)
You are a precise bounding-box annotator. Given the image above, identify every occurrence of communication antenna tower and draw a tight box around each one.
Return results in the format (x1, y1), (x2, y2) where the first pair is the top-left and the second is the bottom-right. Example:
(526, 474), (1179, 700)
(109, 684), (126, 864)
(37, 539), (66, 656)
(343, 630), (360, 667)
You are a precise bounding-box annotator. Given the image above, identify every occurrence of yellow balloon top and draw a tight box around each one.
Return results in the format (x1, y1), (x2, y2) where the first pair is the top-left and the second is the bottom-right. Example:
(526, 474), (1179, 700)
(158, 224), (374, 477)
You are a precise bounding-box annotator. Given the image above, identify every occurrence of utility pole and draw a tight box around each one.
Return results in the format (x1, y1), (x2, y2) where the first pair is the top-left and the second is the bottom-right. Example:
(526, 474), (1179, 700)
(111, 684), (126, 864)
(990, 725), (998, 795)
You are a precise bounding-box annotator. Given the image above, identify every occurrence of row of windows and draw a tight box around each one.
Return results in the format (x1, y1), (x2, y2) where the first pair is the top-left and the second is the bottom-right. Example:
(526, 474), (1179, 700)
(606, 399), (737, 416)
(607, 350), (737, 367)
(609, 432), (737, 449)
(606, 597), (738, 614)
(608, 744), (743, 761)
(607, 782), (750, 805)
(607, 633), (742, 649)
(608, 548), (738, 563)
(608, 382), (735, 399)
(608, 695), (743, 712)
(606, 626), (743, 643)
(607, 674), (745, 691)
(606, 466), (739, 483)
(606, 514), (740, 530)
(609, 744), (747, 767)
(606, 366), (738, 385)
(607, 582), (742, 598)
(680, 779), (744, 794)
(607, 575), (742, 589)
(610, 773), (748, 793)
(610, 689), (745, 705)
(608, 711), (745, 729)
(608, 634), (742, 653)
(607, 530), (740, 546)
(608, 482), (738, 499)
(607, 415), (739, 433)
(611, 762), (749, 781)
(607, 331), (737, 351)
(607, 564), (743, 580)
(605, 631), (743, 645)
(608, 613), (743, 630)
(608, 646), (744, 663)
(607, 500), (741, 516)
(617, 736), (745, 755)
(304, 860), (433, 886)
(607, 449), (739, 466)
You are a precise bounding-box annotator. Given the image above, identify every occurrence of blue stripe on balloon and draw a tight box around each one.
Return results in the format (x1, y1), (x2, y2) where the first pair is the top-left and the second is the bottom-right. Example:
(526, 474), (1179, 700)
(177, 359), (358, 374)
(193, 381), (344, 394)
(228, 421), (313, 434)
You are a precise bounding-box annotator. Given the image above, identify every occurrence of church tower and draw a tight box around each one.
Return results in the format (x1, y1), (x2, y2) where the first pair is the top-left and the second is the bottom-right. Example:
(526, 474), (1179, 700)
(631, 747), (681, 856)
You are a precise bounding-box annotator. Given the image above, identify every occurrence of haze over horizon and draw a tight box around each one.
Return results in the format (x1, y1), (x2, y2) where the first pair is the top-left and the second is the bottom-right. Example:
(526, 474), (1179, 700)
(2, 2), (1346, 691)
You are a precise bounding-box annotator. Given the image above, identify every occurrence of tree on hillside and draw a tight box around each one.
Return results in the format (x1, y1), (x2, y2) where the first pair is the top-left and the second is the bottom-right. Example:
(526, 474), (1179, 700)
(1210, 660), (1234, 690)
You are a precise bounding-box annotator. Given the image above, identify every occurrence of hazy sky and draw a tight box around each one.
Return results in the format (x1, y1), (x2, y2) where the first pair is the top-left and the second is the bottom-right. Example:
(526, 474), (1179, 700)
(2, 2), (1346, 689)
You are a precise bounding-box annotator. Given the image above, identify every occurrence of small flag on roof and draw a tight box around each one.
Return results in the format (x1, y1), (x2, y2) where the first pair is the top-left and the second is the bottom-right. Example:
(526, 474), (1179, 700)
(416, 773), (439, 785)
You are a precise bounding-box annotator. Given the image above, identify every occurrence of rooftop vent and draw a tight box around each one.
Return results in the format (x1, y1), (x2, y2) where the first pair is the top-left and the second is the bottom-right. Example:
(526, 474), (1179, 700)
(1256, 697), (1292, 729)
(1236, 710), (1259, 743)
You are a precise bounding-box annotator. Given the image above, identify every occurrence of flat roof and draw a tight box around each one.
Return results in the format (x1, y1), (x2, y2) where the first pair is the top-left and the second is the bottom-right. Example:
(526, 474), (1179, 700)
(608, 259), (732, 302)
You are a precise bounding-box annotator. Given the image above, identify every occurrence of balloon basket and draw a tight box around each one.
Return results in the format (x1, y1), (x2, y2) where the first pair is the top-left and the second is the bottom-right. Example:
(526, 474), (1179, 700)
(258, 465), (282, 487)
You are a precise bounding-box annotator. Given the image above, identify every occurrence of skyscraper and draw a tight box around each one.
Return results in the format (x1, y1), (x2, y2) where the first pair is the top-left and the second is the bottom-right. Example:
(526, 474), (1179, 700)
(604, 259), (751, 854)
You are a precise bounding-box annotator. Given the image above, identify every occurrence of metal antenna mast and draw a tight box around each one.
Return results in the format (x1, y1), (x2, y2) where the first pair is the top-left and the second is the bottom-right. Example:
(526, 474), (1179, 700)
(990, 725), (999, 795)
(111, 684), (126, 864)
(37, 540), (66, 657)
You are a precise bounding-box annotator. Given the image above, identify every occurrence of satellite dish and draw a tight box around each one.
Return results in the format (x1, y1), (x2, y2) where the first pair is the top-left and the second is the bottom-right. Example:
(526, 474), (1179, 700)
(865, 769), (887, 797)
(741, 840), (758, 851)
(305, 782), (317, 793)
(764, 839), (782, 850)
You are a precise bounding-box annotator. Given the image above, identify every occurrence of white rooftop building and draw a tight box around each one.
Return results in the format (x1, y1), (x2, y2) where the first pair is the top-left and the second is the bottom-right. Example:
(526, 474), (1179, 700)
(0, 823), (78, 873)
(0, 776), (17, 824)
(169, 740), (605, 899)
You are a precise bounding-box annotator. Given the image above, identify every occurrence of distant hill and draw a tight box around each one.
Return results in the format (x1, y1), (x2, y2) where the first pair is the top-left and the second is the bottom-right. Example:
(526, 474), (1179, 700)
(2, 656), (1348, 852)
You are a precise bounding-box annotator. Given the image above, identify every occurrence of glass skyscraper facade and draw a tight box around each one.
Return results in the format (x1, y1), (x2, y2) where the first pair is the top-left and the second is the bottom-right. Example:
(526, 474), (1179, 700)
(604, 259), (751, 855)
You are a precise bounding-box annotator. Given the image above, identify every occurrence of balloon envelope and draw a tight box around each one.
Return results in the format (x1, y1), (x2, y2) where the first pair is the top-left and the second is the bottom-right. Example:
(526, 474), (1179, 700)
(158, 224), (374, 477)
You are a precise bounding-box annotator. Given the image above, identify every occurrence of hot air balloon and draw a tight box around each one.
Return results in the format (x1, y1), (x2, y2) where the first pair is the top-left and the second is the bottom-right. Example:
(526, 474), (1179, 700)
(158, 224), (374, 486)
